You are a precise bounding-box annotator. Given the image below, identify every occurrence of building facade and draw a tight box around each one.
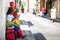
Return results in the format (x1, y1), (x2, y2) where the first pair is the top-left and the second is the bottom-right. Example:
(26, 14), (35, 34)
(52, 0), (60, 18)
(40, 0), (60, 18)
(0, 0), (10, 39)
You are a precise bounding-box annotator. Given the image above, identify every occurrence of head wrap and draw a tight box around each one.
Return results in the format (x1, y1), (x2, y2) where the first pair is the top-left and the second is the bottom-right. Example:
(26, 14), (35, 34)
(10, 2), (14, 5)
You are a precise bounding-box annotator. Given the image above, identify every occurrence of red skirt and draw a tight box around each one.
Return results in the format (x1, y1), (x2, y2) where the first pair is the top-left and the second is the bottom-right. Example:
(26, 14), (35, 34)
(6, 29), (15, 40)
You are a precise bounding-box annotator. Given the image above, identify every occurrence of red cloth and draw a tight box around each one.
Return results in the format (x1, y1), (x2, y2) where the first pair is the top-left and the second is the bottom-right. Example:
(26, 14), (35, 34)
(12, 12), (18, 17)
(7, 34), (15, 40)
(12, 7), (18, 17)
(6, 29), (15, 40)
(7, 29), (14, 33)
(10, 2), (14, 5)
(16, 30), (23, 38)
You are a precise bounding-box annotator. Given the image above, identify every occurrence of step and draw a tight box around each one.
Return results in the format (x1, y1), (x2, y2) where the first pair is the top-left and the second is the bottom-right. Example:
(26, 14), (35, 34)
(16, 25), (35, 40)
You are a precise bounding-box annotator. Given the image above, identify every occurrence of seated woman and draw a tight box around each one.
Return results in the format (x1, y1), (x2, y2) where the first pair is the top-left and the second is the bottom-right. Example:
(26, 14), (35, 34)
(6, 6), (26, 39)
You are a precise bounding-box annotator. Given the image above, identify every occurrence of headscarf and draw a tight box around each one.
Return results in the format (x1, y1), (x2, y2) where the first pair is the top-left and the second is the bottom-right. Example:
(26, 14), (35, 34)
(10, 2), (14, 6)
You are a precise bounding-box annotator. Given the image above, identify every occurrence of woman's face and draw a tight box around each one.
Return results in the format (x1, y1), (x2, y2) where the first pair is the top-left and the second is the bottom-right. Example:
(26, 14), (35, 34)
(10, 4), (14, 8)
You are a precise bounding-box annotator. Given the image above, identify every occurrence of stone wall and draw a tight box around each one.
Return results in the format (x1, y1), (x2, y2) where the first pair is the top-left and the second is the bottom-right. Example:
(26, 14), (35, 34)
(45, 0), (60, 18)
(0, 0), (9, 40)
(57, 0), (60, 18)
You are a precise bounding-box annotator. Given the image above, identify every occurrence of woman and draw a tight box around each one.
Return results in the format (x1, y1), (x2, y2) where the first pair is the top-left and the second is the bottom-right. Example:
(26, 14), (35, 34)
(51, 7), (56, 22)
(33, 9), (36, 17)
(21, 6), (24, 13)
(41, 7), (46, 16)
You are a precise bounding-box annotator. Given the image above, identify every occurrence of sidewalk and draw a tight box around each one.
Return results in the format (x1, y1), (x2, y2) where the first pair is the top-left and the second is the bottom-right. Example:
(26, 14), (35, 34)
(39, 15), (60, 28)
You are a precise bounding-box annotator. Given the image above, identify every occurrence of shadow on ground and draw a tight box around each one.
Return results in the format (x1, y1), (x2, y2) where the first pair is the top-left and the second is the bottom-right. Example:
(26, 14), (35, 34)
(20, 20), (34, 27)
(15, 30), (35, 40)
(33, 33), (47, 40)
(15, 30), (47, 40)
(41, 16), (60, 23)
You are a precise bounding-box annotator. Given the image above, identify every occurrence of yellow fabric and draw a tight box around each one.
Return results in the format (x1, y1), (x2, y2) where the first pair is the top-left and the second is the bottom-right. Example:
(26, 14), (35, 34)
(15, 19), (20, 26)
(6, 21), (14, 25)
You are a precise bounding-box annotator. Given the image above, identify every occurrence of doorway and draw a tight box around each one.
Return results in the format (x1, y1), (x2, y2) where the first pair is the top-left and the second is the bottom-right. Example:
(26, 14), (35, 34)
(46, 0), (52, 16)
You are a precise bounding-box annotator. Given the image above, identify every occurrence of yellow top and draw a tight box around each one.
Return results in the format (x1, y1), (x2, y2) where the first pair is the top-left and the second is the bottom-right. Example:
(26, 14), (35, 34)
(15, 19), (20, 26)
